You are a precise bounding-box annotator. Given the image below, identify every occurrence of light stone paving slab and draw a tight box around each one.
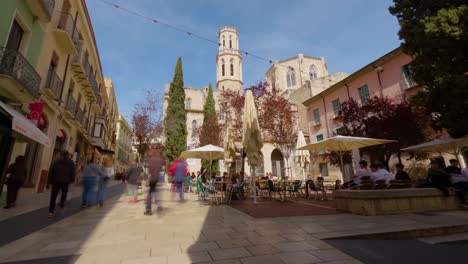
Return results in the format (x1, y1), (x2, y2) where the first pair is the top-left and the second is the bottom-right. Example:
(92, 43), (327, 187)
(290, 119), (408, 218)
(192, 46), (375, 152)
(240, 254), (284, 264)
(216, 239), (253, 249)
(309, 249), (353, 262)
(246, 244), (279, 256)
(121, 256), (167, 264)
(209, 247), (252, 261)
(277, 252), (322, 264)
(40, 241), (81, 251)
(272, 241), (318, 252)
(181, 241), (220, 252)
(168, 252), (212, 263)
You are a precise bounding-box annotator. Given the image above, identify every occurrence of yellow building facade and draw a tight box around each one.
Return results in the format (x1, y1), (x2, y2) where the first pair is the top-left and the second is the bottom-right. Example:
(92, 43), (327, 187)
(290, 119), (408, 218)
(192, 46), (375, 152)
(0, 0), (118, 194)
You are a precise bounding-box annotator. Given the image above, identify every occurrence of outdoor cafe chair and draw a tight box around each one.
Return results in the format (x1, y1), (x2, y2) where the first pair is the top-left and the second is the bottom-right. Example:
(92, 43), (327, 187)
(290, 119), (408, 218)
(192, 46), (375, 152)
(306, 180), (326, 200)
(374, 179), (387, 189)
(226, 180), (245, 204)
(268, 180), (286, 201)
(288, 180), (303, 200)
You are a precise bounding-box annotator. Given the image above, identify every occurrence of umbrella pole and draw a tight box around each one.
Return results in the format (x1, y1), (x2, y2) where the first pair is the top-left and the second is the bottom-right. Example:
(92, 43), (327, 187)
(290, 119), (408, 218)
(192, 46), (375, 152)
(252, 166), (257, 204)
(339, 152), (345, 183)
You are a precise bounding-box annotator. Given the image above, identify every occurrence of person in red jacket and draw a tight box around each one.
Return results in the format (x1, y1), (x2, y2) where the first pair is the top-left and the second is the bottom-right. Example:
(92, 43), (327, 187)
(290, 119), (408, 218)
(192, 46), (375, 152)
(170, 159), (188, 201)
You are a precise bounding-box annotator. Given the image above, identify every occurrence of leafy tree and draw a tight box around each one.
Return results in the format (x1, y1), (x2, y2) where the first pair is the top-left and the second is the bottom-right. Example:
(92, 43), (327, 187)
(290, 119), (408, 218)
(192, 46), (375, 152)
(163, 57), (187, 167)
(324, 96), (430, 169)
(132, 90), (162, 160)
(219, 81), (296, 176)
(199, 84), (221, 172)
(389, 0), (468, 137)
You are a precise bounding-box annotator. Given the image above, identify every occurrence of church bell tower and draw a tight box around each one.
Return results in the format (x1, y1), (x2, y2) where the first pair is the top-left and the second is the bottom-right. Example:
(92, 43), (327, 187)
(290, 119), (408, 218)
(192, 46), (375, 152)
(216, 27), (243, 92)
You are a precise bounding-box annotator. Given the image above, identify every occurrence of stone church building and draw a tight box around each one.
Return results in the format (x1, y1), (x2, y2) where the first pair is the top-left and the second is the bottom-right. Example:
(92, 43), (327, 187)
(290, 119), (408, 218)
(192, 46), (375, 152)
(164, 26), (348, 179)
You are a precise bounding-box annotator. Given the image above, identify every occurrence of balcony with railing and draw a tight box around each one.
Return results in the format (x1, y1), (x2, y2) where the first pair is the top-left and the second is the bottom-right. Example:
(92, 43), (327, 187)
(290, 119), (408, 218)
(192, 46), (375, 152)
(26, 0), (55, 22)
(42, 67), (63, 101)
(0, 47), (41, 98)
(71, 47), (100, 102)
(75, 107), (84, 125)
(65, 96), (77, 118)
(53, 13), (79, 55)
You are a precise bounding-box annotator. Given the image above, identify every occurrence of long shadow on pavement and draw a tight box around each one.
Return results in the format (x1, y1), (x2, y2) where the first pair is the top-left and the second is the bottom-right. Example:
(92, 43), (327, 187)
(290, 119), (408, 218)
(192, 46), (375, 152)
(0, 182), (125, 247)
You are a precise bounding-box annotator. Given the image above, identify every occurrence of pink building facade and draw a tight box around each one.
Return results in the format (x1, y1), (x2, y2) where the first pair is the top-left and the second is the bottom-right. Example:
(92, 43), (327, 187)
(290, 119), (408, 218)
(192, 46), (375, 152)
(303, 48), (421, 181)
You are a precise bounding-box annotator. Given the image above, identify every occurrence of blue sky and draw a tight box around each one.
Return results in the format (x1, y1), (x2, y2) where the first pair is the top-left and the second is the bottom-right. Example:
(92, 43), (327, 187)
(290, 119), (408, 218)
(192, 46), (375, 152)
(86, 0), (402, 121)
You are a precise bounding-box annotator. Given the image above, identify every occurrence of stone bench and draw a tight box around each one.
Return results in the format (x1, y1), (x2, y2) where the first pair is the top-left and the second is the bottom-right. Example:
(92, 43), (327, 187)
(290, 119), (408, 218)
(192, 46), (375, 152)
(334, 188), (459, 216)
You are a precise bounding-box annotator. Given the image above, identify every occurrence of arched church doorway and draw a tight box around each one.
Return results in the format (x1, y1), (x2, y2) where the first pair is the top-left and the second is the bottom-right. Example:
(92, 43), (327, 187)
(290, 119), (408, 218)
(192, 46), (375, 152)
(271, 149), (285, 178)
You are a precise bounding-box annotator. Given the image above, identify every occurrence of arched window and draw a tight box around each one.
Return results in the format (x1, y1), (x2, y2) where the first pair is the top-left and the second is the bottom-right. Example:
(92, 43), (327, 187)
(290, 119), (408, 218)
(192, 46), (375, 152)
(219, 106), (225, 121)
(221, 59), (225, 76)
(230, 58), (234, 76)
(192, 120), (197, 134)
(229, 35), (232, 48)
(222, 35), (225, 48)
(185, 98), (191, 109)
(286, 67), (296, 88)
(309, 64), (318, 80)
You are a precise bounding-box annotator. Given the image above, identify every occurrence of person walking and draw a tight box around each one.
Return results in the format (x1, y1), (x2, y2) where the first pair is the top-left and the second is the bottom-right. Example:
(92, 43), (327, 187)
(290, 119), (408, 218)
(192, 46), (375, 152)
(3, 156), (27, 209)
(47, 151), (75, 217)
(97, 157), (113, 207)
(170, 159), (188, 202)
(81, 155), (106, 208)
(144, 173), (159, 215)
(125, 160), (143, 203)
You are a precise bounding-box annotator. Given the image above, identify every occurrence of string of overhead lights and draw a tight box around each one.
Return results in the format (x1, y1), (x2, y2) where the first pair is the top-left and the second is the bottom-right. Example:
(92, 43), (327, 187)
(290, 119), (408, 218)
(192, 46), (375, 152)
(96, 0), (313, 76)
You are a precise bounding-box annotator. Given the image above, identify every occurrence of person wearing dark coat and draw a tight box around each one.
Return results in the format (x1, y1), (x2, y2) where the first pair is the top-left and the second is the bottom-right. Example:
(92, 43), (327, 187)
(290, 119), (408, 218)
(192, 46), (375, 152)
(48, 151), (75, 217)
(4, 156), (27, 209)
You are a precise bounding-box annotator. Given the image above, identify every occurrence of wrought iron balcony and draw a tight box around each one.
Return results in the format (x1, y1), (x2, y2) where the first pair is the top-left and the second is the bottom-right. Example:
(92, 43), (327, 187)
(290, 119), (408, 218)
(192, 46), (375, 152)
(75, 107), (84, 124)
(0, 47), (41, 98)
(44, 68), (63, 101)
(65, 96), (77, 117)
(26, 0), (55, 22)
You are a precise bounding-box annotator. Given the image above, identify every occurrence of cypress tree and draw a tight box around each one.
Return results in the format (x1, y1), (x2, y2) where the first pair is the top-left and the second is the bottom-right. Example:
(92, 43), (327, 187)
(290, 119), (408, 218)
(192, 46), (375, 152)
(199, 84), (221, 173)
(163, 57), (187, 168)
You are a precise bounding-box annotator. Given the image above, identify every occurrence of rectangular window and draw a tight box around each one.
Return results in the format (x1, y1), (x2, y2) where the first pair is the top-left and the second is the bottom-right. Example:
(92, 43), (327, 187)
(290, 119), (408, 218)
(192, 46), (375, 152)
(332, 99), (340, 116)
(316, 134), (324, 142)
(335, 127), (345, 135)
(313, 108), (320, 125)
(358, 85), (370, 103)
(6, 20), (24, 51)
(94, 123), (102, 137)
(401, 64), (416, 89)
(319, 163), (329, 177)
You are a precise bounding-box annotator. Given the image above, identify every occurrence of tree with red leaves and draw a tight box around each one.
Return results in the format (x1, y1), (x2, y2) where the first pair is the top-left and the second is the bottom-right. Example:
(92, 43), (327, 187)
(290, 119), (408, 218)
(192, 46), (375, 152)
(132, 90), (162, 160)
(326, 96), (430, 169)
(219, 81), (296, 175)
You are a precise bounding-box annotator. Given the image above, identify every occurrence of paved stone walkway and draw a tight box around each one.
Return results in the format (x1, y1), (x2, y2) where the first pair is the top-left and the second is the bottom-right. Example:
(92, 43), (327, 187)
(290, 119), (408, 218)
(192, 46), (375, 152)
(1, 186), (468, 264)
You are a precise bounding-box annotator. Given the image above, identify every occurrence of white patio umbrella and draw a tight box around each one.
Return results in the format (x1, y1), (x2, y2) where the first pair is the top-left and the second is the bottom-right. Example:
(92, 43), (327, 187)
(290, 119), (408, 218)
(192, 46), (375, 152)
(295, 130), (310, 181)
(180, 144), (224, 177)
(298, 135), (396, 181)
(242, 89), (263, 203)
(401, 135), (468, 167)
(223, 126), (236, 163)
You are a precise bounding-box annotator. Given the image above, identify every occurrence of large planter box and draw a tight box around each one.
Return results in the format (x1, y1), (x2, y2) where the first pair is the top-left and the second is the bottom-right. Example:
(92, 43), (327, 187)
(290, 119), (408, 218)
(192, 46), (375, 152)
(334, 188), (459, 216)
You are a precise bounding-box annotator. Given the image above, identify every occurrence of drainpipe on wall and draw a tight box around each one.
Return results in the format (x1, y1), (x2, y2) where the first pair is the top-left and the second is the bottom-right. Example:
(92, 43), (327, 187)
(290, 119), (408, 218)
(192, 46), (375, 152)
(345, 84), (350, 99)
(374, 65), (384, 98)
(322, 97), (330, 138)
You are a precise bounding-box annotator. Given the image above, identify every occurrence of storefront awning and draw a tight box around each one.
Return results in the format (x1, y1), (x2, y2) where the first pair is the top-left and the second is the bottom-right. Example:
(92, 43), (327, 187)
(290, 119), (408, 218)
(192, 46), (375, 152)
(0, 101), (51, 147)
